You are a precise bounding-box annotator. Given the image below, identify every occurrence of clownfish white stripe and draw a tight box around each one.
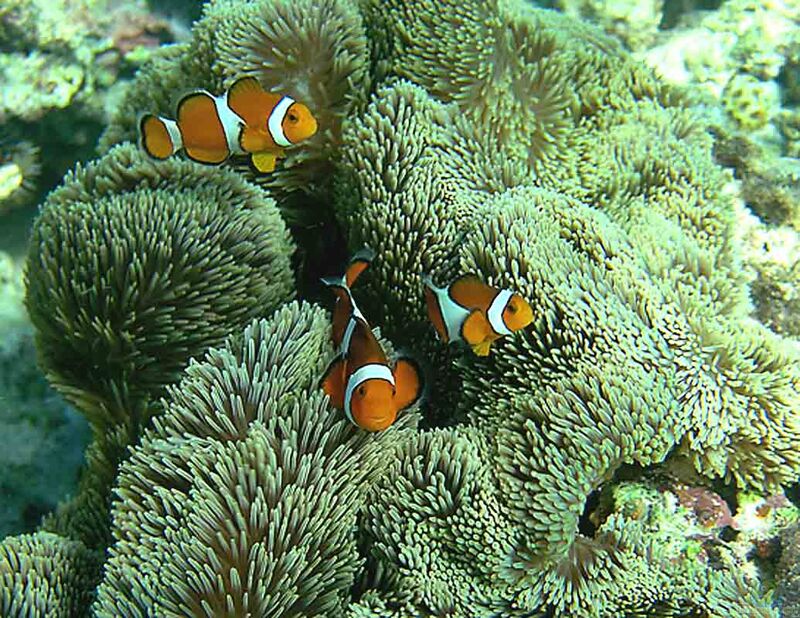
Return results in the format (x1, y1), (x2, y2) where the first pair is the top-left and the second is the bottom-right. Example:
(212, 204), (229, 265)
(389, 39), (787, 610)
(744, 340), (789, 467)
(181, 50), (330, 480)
(268, 96), (295, 148)
(440, 294), (471, 342)
(162, 117), (183, 152)
(344, 363), (395, 425)
(425, 279), (470, 343)
(341, 315), (358, 358)
(215, 92), (246, 155)
(487, 289), (513, 336)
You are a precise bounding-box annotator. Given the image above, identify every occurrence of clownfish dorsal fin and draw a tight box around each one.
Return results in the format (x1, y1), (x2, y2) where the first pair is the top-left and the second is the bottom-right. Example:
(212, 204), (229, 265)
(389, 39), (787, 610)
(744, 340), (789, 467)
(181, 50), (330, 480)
(393, 356), (424, 411)
(345, 247), (375, 288)
(449, 273), (497, 310)
(321, 355), (346, 409)
(460, 309), (492, 352)
(228, 76), (263, 98)
(227, 77), (270, 125)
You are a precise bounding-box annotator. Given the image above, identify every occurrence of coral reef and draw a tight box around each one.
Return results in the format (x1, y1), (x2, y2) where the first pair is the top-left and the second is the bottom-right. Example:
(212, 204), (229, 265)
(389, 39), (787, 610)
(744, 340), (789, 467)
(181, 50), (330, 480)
(638, 0), (800, 154)
(0, 0), (186, 265)
(0, 0), (178, 123)
(776, 522), (800, 617)
(713, 130), (800, 227)
(0, 532), (100, 617)
(25, 143), (295, 433)
(94, 302), (416, 616)
(0, 140), (40, 214)
(737, 198), (800, 337)
(712, 129), (800, 337)
(537, 0), (665, 50)
(5, 0), (800, 616)
(24, 143), (295, 551)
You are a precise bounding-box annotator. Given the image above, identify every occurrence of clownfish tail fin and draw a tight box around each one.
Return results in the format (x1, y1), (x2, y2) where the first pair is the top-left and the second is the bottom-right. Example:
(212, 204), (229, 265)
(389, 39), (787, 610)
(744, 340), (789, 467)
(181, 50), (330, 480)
(345, 246), (374, 288)
(320, 275), (348, 290)
(350, 246), (375, 264)
(139, 113), (182, 160)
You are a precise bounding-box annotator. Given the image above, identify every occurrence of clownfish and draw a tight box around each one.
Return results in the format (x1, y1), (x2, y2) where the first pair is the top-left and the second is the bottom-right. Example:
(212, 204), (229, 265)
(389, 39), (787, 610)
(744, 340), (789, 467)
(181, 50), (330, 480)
(138, 76), (318, 173)
(321, 248), (423, 432)
(423, 274), (533, 356)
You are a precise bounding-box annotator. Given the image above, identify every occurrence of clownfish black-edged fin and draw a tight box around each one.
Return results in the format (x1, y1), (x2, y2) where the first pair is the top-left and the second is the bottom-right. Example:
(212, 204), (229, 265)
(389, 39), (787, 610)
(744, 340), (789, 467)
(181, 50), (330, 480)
(139, 113), (181, 160)
(320, 275), (348, 290)
(321, 355), (346, 409)
(449, 273), (497, 309)
(227, 77), (266, 123)
(251, 151), (277, 173)
(392, 356), (424, 411)
(176, 90), (230, 165)
(460, 310), (491, 351)
(422, 274), (449, 344)
(344, 247), (375, 288)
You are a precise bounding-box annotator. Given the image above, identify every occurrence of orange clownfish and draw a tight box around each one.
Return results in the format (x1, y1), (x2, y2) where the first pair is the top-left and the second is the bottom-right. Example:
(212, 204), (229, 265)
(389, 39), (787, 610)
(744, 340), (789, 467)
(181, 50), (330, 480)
(138, 76), (318, 173)
(423, 274), (533, 356)
(321, 248), (423, 432)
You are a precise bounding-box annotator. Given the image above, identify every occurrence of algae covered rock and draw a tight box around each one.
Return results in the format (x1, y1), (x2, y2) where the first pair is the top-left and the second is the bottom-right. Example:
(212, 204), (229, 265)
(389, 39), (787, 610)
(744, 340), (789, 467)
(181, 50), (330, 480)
(0, 140), (40, 214)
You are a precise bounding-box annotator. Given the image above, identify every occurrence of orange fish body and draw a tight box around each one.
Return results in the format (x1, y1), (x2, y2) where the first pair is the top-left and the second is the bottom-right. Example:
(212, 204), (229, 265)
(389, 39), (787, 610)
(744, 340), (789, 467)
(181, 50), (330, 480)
(321, 249), (423, 431)
(423, 274), (533, 356)
(139, 77), (318, 173)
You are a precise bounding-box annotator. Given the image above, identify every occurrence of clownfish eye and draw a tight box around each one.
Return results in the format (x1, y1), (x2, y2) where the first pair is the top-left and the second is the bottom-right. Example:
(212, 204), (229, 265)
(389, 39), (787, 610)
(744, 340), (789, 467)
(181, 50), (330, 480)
(507, 303), (517, 314)
(358, 385), (366, 397)
(287, 112), (299, 123)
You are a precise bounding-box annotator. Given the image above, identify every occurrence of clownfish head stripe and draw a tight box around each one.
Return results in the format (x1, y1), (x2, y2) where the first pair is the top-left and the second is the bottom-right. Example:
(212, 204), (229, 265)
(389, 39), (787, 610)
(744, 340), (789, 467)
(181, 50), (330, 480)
(268, 96), (295, 148)
(344, 363), (395, 425)
(486, 289), (514, 336)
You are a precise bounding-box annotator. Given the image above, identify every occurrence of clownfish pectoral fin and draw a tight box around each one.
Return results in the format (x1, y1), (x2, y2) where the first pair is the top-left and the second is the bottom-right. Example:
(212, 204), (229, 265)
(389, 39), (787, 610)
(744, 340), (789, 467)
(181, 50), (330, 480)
(239, 127), (266, 153)
(393, 356), (424, 411)
(461, 310), (493, 354)
(139, 114), (181, 160)
(345, 247), (375, 288)
(471, 340), (493, 357)
(321, 355), (346, 409)
(251, 151), (278, 173)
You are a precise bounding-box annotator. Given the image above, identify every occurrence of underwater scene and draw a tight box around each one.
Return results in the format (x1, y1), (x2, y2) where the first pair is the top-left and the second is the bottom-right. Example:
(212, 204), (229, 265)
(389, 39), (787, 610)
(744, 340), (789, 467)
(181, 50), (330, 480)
(2, 0), (800, 616)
